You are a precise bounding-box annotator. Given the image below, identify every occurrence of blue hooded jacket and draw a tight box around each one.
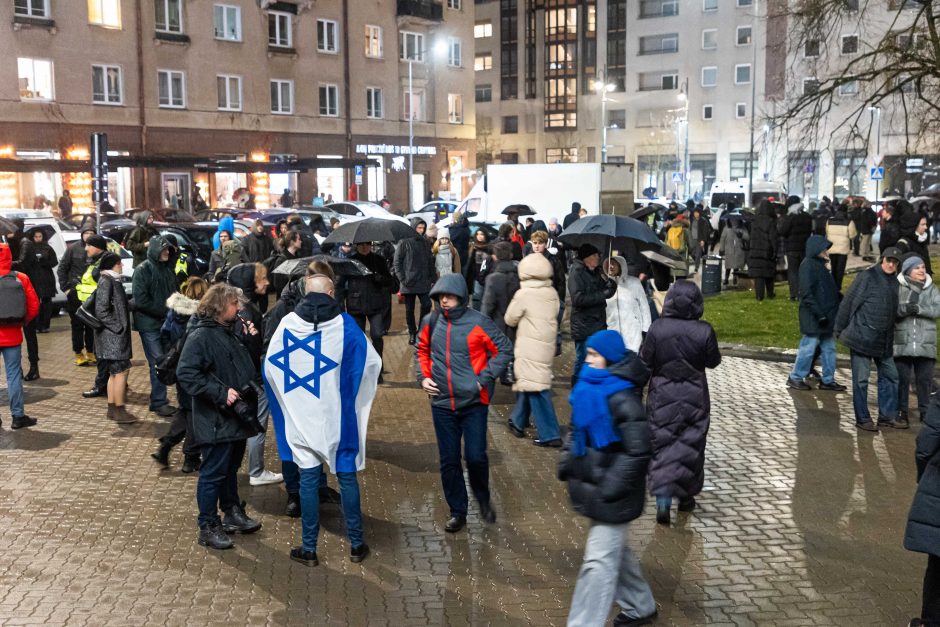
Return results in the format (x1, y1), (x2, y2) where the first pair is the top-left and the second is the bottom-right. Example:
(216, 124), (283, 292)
(212, 216), (235, 250)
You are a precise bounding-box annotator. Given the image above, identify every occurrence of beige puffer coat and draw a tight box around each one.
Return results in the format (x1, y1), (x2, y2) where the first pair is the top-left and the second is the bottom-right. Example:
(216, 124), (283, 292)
(504, 253), (559, 392)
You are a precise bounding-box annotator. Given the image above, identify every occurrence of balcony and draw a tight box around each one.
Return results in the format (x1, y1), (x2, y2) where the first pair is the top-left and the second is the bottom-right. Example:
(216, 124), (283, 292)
(397, 0), (443, 23)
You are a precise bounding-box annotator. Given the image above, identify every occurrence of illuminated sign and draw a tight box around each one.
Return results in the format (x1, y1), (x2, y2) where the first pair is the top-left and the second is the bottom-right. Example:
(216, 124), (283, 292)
(355, 144), (437, 156)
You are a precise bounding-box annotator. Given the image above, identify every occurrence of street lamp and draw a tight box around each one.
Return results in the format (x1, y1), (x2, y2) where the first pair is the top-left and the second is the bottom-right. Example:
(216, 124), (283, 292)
(406, 39), (448, 212)
(593, 76), (616, 164)
(677, 78), (690, 200)
(868, 106), (882, 201)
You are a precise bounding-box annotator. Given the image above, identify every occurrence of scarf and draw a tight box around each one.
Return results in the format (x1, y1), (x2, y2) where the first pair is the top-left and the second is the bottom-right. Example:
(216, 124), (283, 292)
(568, 366), (634, 456)
(918, 231), (929, 243)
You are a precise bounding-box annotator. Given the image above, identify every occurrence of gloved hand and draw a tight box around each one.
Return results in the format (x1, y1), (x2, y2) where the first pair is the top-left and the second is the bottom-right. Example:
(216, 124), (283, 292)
(817, 316), (828, 327)
(902, 302), (920, 316)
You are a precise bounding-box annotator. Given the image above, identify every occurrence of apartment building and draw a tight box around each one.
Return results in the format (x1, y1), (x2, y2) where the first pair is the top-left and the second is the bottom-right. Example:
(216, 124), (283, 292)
(0, 0), (476, 212)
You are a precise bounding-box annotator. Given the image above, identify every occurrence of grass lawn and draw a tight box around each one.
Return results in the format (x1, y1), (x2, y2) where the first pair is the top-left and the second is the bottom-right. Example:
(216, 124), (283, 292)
(701, 256), (940, 352)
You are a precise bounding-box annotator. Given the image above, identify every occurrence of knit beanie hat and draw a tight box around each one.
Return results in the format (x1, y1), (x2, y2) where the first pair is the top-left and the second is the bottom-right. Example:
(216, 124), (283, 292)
(577, 243), (599, 260)
(98, 251), (122, 271)
(86, 234), (108, 250)
(585, 330), (627, 365)
(903, 256), (924, 276)
(437, 227), (450, 241)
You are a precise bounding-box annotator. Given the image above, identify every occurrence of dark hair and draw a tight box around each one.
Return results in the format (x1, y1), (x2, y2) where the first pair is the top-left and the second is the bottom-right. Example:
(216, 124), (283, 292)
(493, 241), (513, 261)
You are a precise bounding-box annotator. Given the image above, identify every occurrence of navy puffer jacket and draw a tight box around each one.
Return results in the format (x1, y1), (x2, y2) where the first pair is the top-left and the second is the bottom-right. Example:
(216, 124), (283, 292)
(834, 264), (899, 358)
(558, 353), (651, 524)
(639, 280), (721, 499)
(904, 392), (940, 556)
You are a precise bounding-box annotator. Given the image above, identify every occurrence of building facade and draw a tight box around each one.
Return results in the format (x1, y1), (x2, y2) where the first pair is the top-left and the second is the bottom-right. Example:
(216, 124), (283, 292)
(0, 0), (476, 213)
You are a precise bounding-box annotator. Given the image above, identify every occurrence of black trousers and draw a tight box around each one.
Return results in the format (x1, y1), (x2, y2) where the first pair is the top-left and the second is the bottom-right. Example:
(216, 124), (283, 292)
(896, 356), (935, 420)
(351, 311), (385, 361)
(923, 553), (940, 626)
(23, 319), (39, 367)
(754, 277), (775, 301)
(160, 387), (196, 454)
(36, 297), (53, 331)
(403, 292), (431, 335)
(786, 252), (804, 299)
(830, 254), (848, 291)
(66, 290), (94, 354)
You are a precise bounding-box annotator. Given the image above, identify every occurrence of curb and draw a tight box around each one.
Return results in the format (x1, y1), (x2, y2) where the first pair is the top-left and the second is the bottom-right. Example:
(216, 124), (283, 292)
(719, 342), (853, 367)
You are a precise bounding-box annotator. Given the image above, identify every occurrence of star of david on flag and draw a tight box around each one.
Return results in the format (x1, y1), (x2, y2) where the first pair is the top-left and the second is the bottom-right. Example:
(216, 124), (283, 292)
(267, 328), (338, 398)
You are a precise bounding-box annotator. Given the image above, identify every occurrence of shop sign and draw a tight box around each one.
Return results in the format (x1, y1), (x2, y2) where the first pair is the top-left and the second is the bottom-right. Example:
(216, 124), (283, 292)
(355, 144), (437, 156)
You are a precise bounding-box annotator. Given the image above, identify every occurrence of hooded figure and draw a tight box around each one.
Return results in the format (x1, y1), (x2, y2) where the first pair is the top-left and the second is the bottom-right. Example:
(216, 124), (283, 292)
(126, 210), (159, 267)
(449, 211), (471, 271)
(604, 256), (651, 353)
(747, 200), (779, 300)
(639, 280), (721, 525)
(212, 216), (236, 250)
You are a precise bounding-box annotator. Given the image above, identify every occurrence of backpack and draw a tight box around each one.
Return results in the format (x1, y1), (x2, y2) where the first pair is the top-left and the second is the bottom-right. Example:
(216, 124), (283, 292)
(0, 272), (26, 325)
(666, 225), (687, 253)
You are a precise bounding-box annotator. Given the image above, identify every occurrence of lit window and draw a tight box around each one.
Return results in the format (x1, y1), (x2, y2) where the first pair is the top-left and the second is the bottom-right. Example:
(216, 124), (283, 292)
(475, 54), (493, 71)
(319, 83), (338, 116)
(14, 0), (48, 18)
(448, 93), (463, 124)
(155, 0), (182, 33)
(214, 4), (241, 41)
(88, 0), (121, 28)
(365, 25), (383, 58)
(158, 69), (185, 108)
(217, 74), (241, 111)
(271, 79), (294, 114)
(702, 29), (717, 50)
(269, 12), (292, 48)
(448, 37), (462, 67)
(318, 19), (338, 53)
(703, 104), (713, 120)
(841, 34), (859, 55)
(474, 21), (493, 38)
(735, 63), (751, 84)
(400, 31), (425, 62)
(18, 58), (54, 101)
(736, 102), (747, 118)
(92, 64), (122, 105)
(366, 87), (383, 119)
(736, 25), (752, 45)
(701, 66), (717, 87)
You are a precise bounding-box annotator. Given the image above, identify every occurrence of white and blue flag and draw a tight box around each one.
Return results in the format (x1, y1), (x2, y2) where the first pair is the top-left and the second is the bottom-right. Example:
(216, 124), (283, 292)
(264, 311), (381, 472)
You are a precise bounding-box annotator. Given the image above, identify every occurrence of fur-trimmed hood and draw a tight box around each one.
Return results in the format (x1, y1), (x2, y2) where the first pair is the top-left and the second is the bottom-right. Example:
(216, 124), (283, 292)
(166, 292), (199, 316)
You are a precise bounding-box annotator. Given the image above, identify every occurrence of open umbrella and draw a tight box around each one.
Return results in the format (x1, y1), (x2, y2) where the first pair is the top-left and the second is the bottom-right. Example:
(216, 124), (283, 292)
(23, 223), (56, 240)
(501, 204), (536, 216)
(322, 217), (416, 245)
(559, 214), (662, 252)
(273, 254), (372, 278)
(630, 203), (668, 220)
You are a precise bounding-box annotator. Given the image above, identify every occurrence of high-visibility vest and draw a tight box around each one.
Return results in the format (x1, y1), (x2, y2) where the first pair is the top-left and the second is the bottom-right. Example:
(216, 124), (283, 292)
(75, 259), (100, 303)
(175, 252), (190, 277)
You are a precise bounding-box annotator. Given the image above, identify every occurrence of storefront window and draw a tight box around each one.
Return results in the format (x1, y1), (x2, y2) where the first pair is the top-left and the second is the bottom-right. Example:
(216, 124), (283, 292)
(367, 156), (385, 203)
(213, 172), (248, 207)
(833, 149), (865, 197)
(317, 155), (345, 203)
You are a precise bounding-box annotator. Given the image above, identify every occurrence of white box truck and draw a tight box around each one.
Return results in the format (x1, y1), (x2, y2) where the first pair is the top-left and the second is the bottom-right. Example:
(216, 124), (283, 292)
(455, 163), (634, 225)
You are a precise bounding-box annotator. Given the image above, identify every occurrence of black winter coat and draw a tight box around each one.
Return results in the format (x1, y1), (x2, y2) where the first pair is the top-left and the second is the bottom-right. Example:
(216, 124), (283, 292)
(639, 280), (721, 499)
(58, 242), (89, 293)
(879, 219), (901, 253)
(542, 250), (567, 303)
(904, 391), (940, 556)
(481, 260), (520, 333)
(747, 205), (778, 278)
(778, 211), (814, 256)
(340, 252), (393, 316)
(798, 236), (839, 335)
(176, 316), (258, 446)
(450, 219), (471, 271)
(857, 207), (877, 235)
(17, 238), (57, 298)
(93, 272), (132, 360)
(262, 277), (305, 350)
(241, 231), (275, 264)
(834, 264), (899, 358)
(896, 234), (933, 276)
(567, 259), (616, 341)
(394, 235), (435, 294)
(558, 353), (651, 524)
(226, 263), (265, 374)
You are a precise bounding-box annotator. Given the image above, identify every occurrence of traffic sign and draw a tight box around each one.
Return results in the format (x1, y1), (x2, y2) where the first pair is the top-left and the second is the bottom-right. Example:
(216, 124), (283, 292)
(870, 167), (884, 180)
(354, 165), (363, 185)
(671, 171), (683, 183)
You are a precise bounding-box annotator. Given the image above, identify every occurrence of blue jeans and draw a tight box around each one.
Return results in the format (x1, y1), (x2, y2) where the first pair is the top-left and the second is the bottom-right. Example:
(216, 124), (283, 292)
(138, 330), (169, 409)
(431, 403), (490, 518)
(790, 334), (836, 384)
(510, 390), (561, 441)
(196, 439), (246, 529)
(849, 351), (899, 424)
(299, 465), (363, 552)
(573, 340), (588, 384)
(0, 345), (24, 417)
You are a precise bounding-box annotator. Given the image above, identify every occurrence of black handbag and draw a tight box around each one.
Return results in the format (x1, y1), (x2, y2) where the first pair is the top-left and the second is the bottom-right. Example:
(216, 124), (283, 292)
(75, 290), (103, 330)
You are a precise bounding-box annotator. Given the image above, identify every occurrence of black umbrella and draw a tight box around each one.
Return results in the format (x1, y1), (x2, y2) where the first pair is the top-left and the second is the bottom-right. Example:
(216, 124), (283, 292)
(0, 217), (20, 236)
(24, 224), (56, 240)
(322, 217), (415, 245)
(501, 204), (536, 216)
(273, 255), (372, 278)
(630, 203), (668, 220)
(558, 214), (662, 252)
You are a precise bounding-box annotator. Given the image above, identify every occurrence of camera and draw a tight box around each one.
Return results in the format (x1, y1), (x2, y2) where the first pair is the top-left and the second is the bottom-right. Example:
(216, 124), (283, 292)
(222, 380), (264, 435)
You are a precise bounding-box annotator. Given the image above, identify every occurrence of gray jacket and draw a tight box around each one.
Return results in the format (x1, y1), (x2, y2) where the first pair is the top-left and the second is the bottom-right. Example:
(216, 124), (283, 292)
(718, 225), (749, 270)
(894, 273), (940, 359)
(93, 272), (132, 360)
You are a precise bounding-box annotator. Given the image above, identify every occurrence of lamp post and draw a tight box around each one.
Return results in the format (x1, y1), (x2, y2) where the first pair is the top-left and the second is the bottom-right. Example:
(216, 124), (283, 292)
(593, 76), (616, 164)
(746, 0), (759, 208)
(677, 78), (690, 200)
(406, 39), (448, 212)
(868, 106), (882, 201)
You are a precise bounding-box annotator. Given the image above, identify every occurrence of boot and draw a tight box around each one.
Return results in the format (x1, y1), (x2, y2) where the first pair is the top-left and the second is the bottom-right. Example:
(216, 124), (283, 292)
(408, 333), (417, 346)
(112, 405), (139, 424)
(24, 364), (39, 381)
(107, 403), (116, 421)
(198, 523), (234, 550)
(151, 441), (172, 467)
(85, 353), (97, 365)
(74, 351), (88, 366)
(181, 454), (201, 474)
(285, 493), (301, 518)
(222, 505), (262, 534)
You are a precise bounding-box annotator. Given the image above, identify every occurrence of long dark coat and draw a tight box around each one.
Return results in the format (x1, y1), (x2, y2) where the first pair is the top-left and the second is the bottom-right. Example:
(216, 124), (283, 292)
(798, 236), (839, 336)
(904, 391), (940, 556)
(567, 259), (616, 341)
(746, 202), (778, 278)
(17, 238), (58, 299)
(93, 272), (132, 360)
(639, 280), (721, 499)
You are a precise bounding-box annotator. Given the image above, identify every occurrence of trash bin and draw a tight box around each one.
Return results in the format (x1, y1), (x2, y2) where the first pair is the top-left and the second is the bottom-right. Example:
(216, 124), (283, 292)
(702, 255), (723, 296)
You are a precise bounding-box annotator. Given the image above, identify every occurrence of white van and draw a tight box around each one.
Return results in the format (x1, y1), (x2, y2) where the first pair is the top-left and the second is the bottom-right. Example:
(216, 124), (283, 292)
(706, 180), (787, 211)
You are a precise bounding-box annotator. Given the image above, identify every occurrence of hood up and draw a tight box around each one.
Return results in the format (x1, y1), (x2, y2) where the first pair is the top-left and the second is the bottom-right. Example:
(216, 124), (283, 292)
(429, 272), (468, 304)
(609, 255), (631, 286)
(135, 210), (152, 227)
(517, 250), (552, 284)
(0, 243), (12, 275)
(146, 234), (177, 265)
(226, 262), (257, 291)
(661, 279), (704, 320)
(804, 234), (832, 259)
(608, 350), (650, 388)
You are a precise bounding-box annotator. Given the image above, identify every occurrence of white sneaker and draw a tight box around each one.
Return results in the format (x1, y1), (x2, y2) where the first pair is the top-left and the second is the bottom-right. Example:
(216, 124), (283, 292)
(249, 470), (284, 486)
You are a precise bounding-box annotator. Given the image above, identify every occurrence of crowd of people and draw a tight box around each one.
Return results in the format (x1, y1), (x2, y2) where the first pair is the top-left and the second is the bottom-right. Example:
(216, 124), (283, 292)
(2, 195), (938, 626)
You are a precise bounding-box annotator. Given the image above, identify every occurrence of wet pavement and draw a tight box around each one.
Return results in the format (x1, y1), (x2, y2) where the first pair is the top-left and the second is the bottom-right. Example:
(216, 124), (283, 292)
(0, 312), (925, 626)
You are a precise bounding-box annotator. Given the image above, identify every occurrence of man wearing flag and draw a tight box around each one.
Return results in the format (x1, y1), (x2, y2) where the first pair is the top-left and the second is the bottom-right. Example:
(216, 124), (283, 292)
(264, 274), (381, 566)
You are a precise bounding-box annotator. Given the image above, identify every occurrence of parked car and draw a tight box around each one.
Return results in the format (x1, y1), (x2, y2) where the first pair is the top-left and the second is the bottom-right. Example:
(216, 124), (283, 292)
(406, 200), (459, 226)
(325, 201), (411, 224)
